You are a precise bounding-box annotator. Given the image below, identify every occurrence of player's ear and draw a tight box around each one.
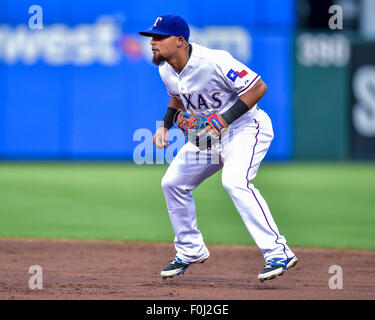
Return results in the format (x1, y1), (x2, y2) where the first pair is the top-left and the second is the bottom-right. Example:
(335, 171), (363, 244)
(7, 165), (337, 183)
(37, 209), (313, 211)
(176, 36), (185, 47)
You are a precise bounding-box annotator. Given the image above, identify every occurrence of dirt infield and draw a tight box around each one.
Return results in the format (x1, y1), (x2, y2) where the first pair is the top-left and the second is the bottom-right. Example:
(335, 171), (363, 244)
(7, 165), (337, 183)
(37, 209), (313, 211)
(0, 238), (374, 300)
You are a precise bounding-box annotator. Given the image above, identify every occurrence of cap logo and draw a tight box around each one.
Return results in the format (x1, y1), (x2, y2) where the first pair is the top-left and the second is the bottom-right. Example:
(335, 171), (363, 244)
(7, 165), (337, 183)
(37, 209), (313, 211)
(153, 17), (163, 27)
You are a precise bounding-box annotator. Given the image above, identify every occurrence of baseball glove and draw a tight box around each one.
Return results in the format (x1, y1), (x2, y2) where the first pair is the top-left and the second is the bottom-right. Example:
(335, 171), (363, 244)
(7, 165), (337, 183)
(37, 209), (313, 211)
(174, 111), (228, 150)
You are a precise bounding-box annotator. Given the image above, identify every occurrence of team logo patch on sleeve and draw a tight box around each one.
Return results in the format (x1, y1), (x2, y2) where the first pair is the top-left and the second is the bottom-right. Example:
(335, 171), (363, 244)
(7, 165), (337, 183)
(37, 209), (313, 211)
(227, 69), (248, 82)
(236, 70), (248, 78)
(226, 69), (238, 82)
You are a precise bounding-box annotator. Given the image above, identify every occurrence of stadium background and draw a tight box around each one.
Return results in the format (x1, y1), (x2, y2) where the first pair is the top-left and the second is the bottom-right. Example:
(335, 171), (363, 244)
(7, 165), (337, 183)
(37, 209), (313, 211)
(0, 0), (374, 250)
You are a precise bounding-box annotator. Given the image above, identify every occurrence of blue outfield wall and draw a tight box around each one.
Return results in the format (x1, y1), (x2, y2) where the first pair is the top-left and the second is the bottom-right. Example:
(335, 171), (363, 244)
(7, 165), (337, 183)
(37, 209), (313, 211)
(0, 0), (295, 161)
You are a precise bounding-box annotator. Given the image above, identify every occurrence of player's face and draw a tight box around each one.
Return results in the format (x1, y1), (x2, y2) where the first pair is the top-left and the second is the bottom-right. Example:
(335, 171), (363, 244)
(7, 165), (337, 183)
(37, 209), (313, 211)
(150, 35), (179, 65)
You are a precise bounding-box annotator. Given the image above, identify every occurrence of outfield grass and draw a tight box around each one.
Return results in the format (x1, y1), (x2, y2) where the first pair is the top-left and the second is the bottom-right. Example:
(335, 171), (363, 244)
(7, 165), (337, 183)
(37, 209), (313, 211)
(0, 163), (374, 249)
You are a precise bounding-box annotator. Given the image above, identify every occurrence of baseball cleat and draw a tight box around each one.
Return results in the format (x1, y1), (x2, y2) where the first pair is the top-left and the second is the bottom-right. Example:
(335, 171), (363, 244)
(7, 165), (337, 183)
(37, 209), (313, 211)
(258, 256), (298, 283)
(161, 254), (209, 279)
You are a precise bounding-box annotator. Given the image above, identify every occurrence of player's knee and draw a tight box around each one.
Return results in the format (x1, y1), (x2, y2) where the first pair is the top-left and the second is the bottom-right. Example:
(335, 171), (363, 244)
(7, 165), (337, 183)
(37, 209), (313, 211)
(161, 173), (178, 193)
(161, 174), (171, 191)
(221, 174), (235, 192)
(222, 172), (246, 192)
(162, 172), (190, 199)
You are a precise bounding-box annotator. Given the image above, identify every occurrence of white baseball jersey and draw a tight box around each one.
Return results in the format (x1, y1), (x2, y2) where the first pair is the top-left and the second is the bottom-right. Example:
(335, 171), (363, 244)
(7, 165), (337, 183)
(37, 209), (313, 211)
(159, 42), (261, 129)
(159, 42), (295, 265)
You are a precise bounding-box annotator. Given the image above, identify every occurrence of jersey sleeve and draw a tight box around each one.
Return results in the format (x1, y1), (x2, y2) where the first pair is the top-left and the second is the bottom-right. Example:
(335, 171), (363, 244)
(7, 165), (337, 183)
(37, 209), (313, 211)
(216, 51), (261, 97)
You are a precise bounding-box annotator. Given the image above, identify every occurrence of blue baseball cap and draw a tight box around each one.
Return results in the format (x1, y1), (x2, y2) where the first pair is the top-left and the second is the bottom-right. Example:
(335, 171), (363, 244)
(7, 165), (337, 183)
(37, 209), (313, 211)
(139, 14), (190, 41)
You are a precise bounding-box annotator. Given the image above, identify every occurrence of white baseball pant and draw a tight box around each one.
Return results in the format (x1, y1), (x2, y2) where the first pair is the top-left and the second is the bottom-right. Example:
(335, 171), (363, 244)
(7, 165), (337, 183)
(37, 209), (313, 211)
(161, 109), (295, 263)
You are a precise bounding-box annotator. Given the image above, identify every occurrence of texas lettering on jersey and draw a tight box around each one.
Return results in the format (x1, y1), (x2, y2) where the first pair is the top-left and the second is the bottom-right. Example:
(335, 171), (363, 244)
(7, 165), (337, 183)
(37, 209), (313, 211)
(180, 92), (222, 111)
(159, 43), (261, 127)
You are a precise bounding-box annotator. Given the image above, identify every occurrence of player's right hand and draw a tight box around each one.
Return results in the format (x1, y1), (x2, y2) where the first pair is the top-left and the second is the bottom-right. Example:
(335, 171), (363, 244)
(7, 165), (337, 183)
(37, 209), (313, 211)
(153, 127), (169, 149)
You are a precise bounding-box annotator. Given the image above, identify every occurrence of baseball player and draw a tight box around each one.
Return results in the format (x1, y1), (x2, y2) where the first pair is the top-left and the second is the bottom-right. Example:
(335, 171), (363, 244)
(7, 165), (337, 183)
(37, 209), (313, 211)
(139, 14), (298, 282)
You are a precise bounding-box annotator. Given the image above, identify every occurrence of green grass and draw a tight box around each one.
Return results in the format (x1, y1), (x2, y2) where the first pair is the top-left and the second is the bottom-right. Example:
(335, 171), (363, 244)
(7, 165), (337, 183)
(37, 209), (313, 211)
(0, 163), (374, 249)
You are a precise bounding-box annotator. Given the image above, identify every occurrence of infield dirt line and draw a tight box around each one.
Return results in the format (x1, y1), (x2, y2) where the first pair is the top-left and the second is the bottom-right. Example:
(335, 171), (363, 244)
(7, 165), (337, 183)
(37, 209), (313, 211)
(0, 238), (374, 300)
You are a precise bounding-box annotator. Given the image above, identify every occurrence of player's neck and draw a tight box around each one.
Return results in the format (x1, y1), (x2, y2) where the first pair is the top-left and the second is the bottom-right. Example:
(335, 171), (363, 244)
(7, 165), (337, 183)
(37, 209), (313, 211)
(168, 44), (192, 72)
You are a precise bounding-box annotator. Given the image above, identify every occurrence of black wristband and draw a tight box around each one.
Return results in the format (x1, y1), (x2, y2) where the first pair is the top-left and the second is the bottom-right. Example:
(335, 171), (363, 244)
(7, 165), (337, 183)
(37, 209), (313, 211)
(221, 99), (249, 125)
(161, 107), (179, 130)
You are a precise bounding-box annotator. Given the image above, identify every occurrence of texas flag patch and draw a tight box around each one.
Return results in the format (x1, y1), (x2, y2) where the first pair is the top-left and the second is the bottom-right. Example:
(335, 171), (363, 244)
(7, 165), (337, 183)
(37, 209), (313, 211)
(226, 69), (248, 82)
